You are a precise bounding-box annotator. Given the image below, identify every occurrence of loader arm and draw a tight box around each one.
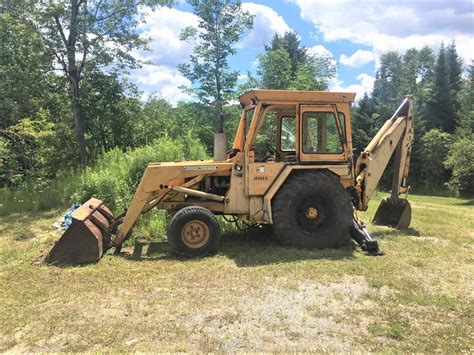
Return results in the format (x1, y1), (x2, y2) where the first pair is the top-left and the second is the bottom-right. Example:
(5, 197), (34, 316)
(111, 161), (233, 247)
(354, 96), (414, 218)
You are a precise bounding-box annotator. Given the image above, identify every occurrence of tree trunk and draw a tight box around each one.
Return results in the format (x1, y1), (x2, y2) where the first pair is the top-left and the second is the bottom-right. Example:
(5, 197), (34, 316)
(69, 77), (87, 163)
(67, 0), (87, 164)
(216, 101), (224, 133)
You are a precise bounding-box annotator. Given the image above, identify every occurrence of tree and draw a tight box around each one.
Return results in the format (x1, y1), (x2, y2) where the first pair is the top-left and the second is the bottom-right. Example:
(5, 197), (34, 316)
(351, 93), (378, 154)
(445, 134), (474, 197)
(265, 32), (307, 77)
(257, 48), (292, 89)
(31, 0), (173, 163)
(446, 42), (463, 96)
(236, 71), (260, 96)
(179, 0), (253, 133)
(0, 113), (58, 186)
(457, 62), (474, 136)
(0, 8), (53, 128)
(427, 43), (457, 133)
(289, 54), (336, 90)
(372, 51), (403, 119)
(419, 129), (452, 191)
(258, 32), (335, 91)
(81, 68), (142, 153)
(446, 41), (463, 126)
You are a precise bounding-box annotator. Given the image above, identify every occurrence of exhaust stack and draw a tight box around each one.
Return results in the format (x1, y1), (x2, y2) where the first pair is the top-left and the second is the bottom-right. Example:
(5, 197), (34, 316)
(213, 132), (228, 161)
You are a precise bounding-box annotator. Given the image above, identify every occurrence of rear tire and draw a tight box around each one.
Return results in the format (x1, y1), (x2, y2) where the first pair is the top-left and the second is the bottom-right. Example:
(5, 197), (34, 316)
(167, 206), (221, 256)
(272, 171), (353, 249)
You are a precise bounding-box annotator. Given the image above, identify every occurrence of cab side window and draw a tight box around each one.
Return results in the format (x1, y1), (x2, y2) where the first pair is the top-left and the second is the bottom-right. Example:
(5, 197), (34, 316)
(302, 112), (343, 153)
(280, 116), (296, 151)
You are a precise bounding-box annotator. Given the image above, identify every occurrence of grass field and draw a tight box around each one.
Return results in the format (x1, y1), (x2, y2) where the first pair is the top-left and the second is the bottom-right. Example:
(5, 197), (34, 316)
(1, 194), (473, 352)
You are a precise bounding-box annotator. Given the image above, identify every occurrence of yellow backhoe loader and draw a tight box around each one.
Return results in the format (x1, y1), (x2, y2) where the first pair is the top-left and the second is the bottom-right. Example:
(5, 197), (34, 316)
(47, 90), (414, 264)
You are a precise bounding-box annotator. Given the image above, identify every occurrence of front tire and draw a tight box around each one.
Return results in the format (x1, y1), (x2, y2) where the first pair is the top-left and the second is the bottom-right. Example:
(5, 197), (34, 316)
(272, 171), (353, 249)
(167, 206), (221, 256)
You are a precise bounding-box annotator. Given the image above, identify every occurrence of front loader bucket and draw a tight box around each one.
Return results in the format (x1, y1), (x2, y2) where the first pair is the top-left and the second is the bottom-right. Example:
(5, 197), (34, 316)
(46, 198), (114, 264)
(373, 198), (411, 229)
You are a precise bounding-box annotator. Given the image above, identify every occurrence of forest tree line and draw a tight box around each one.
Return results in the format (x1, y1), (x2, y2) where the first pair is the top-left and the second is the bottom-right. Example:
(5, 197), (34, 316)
(1, 1), (473, 199)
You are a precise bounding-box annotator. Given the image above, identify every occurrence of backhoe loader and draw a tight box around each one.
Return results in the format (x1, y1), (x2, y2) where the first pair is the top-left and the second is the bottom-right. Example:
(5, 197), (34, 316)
(47, 90), (414, 264)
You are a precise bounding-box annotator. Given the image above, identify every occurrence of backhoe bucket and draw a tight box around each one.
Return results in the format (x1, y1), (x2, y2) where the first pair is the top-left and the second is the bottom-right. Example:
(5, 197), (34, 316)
(46, 198), (114, 264)
(373, 198), (411, 229)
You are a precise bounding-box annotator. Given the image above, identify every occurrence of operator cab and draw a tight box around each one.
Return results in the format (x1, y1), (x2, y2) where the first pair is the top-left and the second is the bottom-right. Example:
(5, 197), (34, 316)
(234, 90), (354, 164)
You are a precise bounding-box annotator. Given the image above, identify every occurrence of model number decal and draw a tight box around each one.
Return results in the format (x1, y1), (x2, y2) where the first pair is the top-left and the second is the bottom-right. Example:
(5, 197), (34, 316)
(253, 176), (268, 181)
(183, 166), (219, 171)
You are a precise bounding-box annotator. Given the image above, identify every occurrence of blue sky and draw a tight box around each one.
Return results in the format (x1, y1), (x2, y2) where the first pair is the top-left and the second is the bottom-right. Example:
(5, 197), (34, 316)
(129, 0), (474, 105)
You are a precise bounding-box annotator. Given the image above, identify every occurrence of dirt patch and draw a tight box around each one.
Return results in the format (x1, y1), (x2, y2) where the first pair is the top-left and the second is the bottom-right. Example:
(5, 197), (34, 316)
(13, 228), (37, 241)
(4, 276), (393, 352)
(182, 276), (392, 351)
(407, 236), (448, 246)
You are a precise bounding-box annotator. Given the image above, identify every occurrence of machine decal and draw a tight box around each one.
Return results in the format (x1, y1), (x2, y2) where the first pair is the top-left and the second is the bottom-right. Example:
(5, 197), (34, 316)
(183, 166), (219, 171)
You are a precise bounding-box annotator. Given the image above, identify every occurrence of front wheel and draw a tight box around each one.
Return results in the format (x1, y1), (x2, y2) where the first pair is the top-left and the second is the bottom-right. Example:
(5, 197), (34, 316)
(167, 206), (221, 256)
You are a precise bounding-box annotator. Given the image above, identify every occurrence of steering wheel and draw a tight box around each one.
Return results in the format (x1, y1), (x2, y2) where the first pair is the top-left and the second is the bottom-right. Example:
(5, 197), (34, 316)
(265, 142), (280, 160)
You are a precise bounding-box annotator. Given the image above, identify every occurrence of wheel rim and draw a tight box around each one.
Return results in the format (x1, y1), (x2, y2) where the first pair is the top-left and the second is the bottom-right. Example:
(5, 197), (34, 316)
(296, 197), (326, 236)
(181, 220), (210, 249)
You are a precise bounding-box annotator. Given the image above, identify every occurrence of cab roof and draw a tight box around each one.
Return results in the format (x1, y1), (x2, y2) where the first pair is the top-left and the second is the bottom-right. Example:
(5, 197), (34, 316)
(239, 89), (356, 107)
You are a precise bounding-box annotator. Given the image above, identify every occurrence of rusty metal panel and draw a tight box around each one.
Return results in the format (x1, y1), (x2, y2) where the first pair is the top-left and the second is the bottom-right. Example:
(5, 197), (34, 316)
(46, 198), (114, 264)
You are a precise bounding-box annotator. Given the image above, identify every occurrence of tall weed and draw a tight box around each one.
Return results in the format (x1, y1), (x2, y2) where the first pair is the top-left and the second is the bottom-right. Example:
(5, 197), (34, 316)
(1, 136), (209, 240)
(72, 135), (208, 239)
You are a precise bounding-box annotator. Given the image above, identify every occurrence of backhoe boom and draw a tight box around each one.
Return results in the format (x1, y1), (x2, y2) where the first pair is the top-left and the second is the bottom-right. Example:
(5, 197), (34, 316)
(354, 96), (414, 228)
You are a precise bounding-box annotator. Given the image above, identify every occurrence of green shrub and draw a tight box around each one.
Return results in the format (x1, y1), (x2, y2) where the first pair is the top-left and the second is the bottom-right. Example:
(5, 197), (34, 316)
(73, 135), (208, 209)
(0, 136), (209, 239)
(0, 172), (80, 216)
(445, 134), (474, 197)
(71, 136), (209, 239)
(419, 129), (452, 193)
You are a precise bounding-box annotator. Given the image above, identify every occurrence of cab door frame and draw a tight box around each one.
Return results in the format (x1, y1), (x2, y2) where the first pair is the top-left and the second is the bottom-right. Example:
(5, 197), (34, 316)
(298, 104), (349, 162)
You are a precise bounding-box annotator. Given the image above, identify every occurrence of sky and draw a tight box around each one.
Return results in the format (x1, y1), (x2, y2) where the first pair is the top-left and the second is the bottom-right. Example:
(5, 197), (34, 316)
(129, 0), (474, 105)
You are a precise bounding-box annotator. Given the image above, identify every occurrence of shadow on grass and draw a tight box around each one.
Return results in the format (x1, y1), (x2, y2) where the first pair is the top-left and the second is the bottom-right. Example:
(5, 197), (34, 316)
(371, 226), (421, 238)
(454, 199), (474, 206)
(219, 230), (357, 267)
(115, 227), (357, 267)
(1, 208), (62, 221)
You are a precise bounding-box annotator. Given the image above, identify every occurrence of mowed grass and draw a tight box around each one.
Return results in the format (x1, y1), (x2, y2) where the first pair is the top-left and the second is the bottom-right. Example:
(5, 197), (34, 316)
(0, 194), (473, 352)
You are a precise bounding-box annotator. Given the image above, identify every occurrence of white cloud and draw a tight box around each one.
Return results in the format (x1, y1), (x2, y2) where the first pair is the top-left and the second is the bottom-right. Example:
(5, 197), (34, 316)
(126, 7), (199, 105)
(307, 44), (337, 68)
(238, 73), (249, 81)
(137, 7), (198, 67)
(293, 0), (474, 64)
(130, 64), (192, 106)
(330, 73), (375, 100)
(339, 50), (376, 67)
(241, 3), (291, 48)
(307, 44), (333, 58)
(128, 4), (292, 104)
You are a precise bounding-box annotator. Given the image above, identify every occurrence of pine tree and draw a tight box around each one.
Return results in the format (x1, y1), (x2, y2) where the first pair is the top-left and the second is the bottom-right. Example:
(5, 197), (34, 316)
(457, 62), (474, 136)
(372, 51), (403, 119)
(446, 42), (463, 94)
(446, 41), (463, 124)
(427, 43), (456, 132)
(265, 32), (307, 79)
(257, 31), (335, 90)
(351, 93), (378, 154)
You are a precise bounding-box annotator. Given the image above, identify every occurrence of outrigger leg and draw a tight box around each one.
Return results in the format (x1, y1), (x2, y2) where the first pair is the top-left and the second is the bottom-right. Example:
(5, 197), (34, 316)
(349, 213), (384, 256)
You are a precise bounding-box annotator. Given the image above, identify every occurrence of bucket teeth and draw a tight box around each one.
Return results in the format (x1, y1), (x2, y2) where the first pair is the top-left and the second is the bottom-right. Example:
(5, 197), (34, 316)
(46, 198), (114, 265)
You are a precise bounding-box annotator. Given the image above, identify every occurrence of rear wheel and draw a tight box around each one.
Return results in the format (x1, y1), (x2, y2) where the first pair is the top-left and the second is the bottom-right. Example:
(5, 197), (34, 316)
(272, 171), (353, 249)
(167, 206), (221, 256)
